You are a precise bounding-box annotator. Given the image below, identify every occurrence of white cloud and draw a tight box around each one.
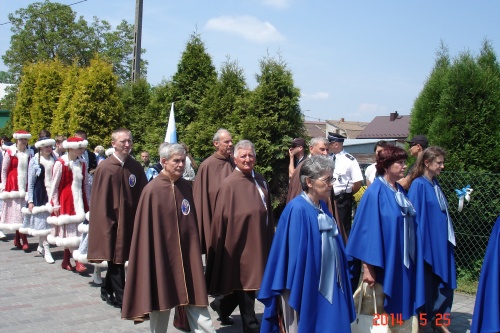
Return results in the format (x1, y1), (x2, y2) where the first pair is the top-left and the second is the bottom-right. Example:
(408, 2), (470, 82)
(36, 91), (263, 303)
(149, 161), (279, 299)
(205, 15), (285, 44)
(261, 0), (292, 9)
(301, 92), (330, 100)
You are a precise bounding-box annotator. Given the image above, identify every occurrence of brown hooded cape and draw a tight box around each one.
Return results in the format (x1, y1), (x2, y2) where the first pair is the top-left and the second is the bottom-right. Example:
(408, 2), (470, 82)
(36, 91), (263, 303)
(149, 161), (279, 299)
(192, 152), (234, 254)
(286, 157), (308, 204)
(87, 155), (147, 264)
(121, 173), (208, 321)
(205, 170), (274, 296)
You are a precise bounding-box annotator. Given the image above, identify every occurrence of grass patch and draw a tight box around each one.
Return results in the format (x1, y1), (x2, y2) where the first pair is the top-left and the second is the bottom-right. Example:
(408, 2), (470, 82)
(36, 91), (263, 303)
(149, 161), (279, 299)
(456, 276), (478, 295)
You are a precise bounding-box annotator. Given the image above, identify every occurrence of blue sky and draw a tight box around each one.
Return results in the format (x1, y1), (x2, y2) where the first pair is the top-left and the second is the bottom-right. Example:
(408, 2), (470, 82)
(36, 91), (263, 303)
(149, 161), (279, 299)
(1, 0), (499, 122)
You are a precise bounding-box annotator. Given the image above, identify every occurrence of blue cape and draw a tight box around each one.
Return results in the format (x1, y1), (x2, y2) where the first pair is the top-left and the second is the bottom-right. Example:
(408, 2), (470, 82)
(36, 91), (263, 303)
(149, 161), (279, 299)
(346, 178), (425, 320)
(470, 216), (500, 333)
(408, 177), (457, 289)
(258, 195), (355, 333)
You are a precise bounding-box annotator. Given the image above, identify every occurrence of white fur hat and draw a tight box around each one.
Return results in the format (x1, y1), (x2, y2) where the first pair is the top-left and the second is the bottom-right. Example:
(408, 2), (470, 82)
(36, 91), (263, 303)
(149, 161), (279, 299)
(105, 147), (115, 157)
(13, 130), (32, 140)
(63, 137), (88, 149)
(35, 137), (56, 148)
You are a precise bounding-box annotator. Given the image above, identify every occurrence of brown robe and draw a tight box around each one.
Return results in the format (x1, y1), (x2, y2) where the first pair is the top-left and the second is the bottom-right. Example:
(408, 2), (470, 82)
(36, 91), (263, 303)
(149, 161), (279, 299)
(192, 152), (234, 254)
(286, 157), (308, 203)
(121, 173), (208, 322)
(205, 169), (274, 296)
(87, 155), (147, 264)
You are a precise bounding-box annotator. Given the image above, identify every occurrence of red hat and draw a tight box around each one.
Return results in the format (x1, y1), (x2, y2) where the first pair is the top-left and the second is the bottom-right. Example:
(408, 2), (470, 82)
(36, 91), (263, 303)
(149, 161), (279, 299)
(63, 137), (88, 149)
(13, 130), (32, 140)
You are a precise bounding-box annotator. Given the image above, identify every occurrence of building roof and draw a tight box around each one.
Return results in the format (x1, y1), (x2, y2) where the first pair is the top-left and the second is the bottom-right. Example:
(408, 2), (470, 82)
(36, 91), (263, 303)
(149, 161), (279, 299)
(304, 121), (326, 138)
(357, 113), (410, 139)
(326, 119), (368, 139)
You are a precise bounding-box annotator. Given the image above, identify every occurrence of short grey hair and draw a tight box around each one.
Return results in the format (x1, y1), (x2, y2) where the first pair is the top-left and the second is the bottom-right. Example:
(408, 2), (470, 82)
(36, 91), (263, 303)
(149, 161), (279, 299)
(213, 128), (231, 142)
(159, 143), (185, 160)
(309, 137), (328, 149)
(300, 155), (334, 191)
(233, 140), (256, 158)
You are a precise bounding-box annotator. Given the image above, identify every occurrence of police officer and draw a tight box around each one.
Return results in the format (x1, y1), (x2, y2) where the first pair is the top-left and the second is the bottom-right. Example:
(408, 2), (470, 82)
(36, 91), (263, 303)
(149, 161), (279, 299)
(328, 132), (363, 237)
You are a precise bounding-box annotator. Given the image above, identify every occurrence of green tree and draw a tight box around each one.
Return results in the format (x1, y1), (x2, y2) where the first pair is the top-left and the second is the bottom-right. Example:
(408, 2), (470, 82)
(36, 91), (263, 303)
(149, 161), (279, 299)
(3, 1), (145, 83)
(238, 54), (305, 210)
(0, 71), (13, 84)
(410, 40), (500, 172)
(12, 64), (40, 131)
(170, 32), (217, 139)
(52, 63), (80, 137)
(66, 57), (123, 147)
(184, 57), (249, 160)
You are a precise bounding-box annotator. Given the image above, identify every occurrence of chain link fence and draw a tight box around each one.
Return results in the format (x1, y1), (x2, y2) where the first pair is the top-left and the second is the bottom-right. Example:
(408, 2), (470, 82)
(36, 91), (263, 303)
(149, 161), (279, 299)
(355, 167), (500, 285)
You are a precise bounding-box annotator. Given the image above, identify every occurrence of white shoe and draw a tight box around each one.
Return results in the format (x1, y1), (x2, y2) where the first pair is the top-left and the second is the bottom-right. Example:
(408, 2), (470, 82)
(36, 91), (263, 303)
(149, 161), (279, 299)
(43, 241), (54, 264)
(0, 231), (6, 239)
(92, 268), (103, 285)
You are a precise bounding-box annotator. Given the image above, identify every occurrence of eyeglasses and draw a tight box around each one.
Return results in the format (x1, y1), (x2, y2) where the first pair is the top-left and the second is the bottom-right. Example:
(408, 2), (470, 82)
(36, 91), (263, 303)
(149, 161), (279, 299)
(313, 176), (336, 185)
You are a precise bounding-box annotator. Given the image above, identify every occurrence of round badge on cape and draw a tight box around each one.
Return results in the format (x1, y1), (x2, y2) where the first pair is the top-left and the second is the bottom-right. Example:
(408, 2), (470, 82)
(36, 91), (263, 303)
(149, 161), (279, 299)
(129, 174), (137, 187)
(181, 199), (190, 215)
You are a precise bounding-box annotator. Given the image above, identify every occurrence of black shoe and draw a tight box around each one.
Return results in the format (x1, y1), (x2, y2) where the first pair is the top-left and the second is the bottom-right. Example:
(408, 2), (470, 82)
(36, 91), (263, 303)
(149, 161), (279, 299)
(210, 300), (234, 325)
(100, 290), (118, 307)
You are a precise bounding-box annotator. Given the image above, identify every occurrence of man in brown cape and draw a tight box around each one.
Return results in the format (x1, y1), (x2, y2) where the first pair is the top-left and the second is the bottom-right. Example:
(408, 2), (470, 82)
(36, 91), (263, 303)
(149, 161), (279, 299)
(122, 143), (216, 333)
(193, 128), (234, 254)
(205, 140), (274, 333)
(87, 128), (147, 308)
(286, 136), (329, 203)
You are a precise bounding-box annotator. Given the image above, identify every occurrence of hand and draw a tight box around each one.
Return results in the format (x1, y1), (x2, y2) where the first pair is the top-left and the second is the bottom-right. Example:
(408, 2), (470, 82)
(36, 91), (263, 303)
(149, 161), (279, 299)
(53, 207), (60, 216)
(289, 147), (297, 158)
(362, 262), (376, 287)
(28, 202), (34, 212)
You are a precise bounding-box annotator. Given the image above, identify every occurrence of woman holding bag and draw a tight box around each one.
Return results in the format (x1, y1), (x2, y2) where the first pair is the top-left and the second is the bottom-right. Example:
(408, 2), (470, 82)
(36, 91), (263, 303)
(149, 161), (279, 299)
(346, 145), (424, 333)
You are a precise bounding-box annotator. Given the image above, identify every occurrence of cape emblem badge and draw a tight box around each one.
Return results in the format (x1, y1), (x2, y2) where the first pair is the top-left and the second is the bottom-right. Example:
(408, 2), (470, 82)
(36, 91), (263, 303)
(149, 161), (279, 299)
(181, 199), (190, 215)
(129, 174), (137, 187)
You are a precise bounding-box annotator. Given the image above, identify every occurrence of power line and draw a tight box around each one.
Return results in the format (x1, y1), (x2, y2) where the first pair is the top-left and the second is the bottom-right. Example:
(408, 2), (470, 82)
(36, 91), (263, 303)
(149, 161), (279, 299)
(0, 0), (88, 26)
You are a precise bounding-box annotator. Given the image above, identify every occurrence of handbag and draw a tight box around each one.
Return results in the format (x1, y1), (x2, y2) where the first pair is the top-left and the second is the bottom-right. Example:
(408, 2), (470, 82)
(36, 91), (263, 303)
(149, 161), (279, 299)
(173, 305), (191, 332)
(351, 282), (389, 333)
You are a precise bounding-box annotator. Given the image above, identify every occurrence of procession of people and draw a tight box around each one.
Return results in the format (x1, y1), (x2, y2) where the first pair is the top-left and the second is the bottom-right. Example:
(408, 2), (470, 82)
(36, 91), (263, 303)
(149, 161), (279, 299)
(0, 128), (496, 333)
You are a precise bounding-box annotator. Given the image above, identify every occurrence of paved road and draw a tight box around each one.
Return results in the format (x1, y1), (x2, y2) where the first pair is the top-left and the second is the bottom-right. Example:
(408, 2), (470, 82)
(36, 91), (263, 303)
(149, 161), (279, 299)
(0, 234), (475, 332)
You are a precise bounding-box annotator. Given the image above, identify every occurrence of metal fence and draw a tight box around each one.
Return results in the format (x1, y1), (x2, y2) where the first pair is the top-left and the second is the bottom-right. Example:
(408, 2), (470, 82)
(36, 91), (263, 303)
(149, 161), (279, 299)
(354, 168), (500, 282)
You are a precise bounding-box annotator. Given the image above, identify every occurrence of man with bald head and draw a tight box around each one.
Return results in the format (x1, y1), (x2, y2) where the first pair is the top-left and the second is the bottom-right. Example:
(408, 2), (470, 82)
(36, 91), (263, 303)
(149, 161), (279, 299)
(286, 136), (329, 203)
(193, 128), (235, 254)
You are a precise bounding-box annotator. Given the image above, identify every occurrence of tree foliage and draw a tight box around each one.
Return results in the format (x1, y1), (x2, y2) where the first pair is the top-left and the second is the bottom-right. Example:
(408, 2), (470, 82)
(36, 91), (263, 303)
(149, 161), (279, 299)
(170, 32), (217, 139)
(410, 40), (500, 172)
(52, 63), (80, 137)
(3, 0), (145, 84)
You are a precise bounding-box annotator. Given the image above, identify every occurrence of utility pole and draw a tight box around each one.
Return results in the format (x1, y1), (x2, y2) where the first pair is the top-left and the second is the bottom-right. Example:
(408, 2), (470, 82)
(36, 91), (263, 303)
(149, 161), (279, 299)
(131, 0), (143, 82)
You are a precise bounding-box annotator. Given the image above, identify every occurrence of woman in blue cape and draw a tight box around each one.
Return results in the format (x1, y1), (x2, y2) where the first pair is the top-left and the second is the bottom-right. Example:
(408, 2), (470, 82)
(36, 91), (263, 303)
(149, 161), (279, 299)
(470, 215), (500, 333)
(408, 147), (456, 333)
(346, 145), (424, 332)
(258, 155), (355, 333)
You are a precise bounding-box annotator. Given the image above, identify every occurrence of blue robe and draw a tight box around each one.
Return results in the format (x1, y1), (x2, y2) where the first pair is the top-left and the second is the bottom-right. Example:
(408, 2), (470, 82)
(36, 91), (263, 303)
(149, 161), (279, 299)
(470, 216), (500, 333)
(346, 177), (425, 320)
(258, 195), (355, 333)
(408, 177), (457, 289)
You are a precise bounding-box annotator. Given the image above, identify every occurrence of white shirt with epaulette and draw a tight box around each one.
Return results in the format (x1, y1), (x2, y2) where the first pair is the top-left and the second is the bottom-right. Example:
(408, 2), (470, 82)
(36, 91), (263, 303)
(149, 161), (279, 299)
(331, 150), (363, 195)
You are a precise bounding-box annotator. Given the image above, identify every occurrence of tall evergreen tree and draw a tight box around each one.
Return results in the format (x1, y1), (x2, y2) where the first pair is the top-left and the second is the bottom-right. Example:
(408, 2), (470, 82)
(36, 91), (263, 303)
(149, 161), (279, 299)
(170, 32), (217, 139)
(52, 63), (80, 137)
(12, 64), (40, 131)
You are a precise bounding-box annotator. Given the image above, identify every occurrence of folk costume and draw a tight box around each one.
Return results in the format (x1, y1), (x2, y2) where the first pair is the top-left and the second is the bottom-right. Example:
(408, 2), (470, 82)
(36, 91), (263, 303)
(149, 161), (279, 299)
(470, 216), (500, 333)
(408, 177), (456, 323)
(20, 137), (57, 263)
(0, 130), (32, 250)
(192, 152), (234, 254)
(259, 194), (355, 332)
(346, 177), (425, 325)
(47, 137), (90, 273)
(205, 168), (274, 333)
(286, 157), (308, 204)
(87, 152), (147, 307)
(122, 173), (215, 333)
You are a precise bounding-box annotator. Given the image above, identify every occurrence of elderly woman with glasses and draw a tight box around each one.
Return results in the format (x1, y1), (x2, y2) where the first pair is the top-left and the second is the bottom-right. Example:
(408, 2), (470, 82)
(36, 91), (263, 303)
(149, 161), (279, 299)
(259, 155), (355, 332)
(346, 145), (424, 332)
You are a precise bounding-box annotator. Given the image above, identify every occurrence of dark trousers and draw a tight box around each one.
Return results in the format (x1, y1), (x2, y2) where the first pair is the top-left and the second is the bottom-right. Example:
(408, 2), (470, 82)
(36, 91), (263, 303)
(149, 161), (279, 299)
(102, 261), (125, 304)
(333, 193), (353, 237)
(219, 290), (259, 333)
(423, 263), (454, 322)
